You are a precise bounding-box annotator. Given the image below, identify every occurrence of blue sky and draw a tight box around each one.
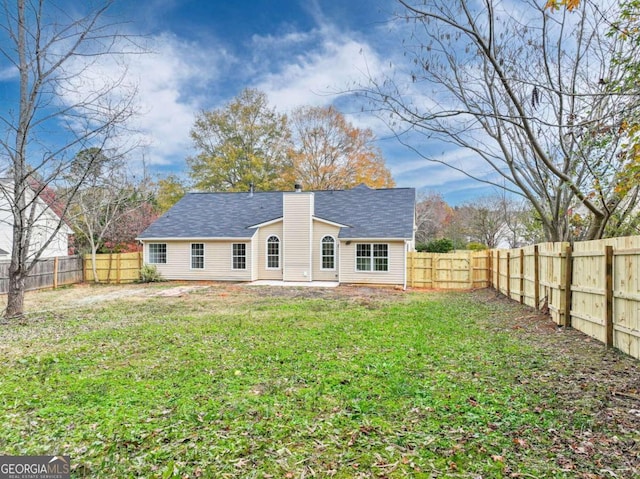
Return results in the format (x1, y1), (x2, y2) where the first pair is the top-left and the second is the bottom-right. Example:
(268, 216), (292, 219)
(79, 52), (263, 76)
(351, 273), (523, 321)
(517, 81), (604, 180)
(0, 0), (499, 205)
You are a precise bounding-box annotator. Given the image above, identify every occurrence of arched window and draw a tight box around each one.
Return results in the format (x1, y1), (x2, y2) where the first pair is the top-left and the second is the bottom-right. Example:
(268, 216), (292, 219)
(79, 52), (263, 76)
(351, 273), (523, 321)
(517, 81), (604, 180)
(321, 236), (335, 270)
(267, 235), (280, 269)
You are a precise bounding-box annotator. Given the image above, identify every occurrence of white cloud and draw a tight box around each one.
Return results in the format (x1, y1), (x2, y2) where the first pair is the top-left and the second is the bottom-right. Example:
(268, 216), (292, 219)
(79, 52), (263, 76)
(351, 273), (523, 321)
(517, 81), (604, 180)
(128, 33), (231, 166)
(252, 29), (387, 112)
(0, 65), (17, 81)
(56, 32), (232, 168)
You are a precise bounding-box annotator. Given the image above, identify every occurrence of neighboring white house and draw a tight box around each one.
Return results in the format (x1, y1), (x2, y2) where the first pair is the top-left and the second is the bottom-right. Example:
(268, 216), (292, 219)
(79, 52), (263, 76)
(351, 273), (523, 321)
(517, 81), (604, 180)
(138, 184), (416, 287)
(0, 179), (72, 259)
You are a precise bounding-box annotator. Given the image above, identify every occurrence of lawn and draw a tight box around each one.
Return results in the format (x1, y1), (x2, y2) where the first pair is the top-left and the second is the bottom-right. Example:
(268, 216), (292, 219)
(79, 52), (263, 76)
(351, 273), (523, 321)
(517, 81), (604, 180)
(0, 284), (638, 478)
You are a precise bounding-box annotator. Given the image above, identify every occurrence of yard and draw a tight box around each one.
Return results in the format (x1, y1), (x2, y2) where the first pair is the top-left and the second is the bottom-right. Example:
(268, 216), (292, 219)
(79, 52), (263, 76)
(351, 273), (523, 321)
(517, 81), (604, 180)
(0, 283), (638, 478)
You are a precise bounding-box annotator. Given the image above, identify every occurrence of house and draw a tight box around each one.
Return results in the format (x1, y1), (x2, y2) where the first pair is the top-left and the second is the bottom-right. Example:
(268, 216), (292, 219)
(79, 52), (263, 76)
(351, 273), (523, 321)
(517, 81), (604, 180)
(0, 179), (72, 258)
(138, 184), (416, 287)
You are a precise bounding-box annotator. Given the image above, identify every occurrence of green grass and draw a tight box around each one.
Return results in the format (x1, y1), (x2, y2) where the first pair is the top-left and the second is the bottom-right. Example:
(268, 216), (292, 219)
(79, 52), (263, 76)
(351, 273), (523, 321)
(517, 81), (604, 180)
(0, 287), (635, 478)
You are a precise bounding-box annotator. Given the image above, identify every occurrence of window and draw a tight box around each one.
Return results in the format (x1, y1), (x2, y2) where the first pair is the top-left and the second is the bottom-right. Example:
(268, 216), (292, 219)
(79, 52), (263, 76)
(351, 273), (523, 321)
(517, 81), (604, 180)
(232, 243), (246, 270)
(321, 236), (335, 270)
(148, 243), (167, 264)
(356, 243), (388, 272)
(191, 243), (204, 269)
(266, 235), (280, 269)
(373, 243), (389, 271)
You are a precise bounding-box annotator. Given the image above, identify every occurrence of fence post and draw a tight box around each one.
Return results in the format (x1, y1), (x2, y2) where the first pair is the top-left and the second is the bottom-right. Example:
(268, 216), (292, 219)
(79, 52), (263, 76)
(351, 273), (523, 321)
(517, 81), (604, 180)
(53, 256), (59, 289)
(487, 250), (493, 289)
(496, 250), (501, 294)
(534, 245), (540, 310)
(519, 249), (525, 304)
(506, 251), (511, 299)
(116, 253), (121, 284)
(605, 245), (614, 347)
(409, 252), (415, 288)
(431, 254), (436, 289)
(563, 244), (573, 328)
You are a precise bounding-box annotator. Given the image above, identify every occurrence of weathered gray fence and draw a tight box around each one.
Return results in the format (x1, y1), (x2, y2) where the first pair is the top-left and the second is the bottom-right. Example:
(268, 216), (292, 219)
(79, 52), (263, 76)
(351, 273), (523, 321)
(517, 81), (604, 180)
(0, 255), (84, 294)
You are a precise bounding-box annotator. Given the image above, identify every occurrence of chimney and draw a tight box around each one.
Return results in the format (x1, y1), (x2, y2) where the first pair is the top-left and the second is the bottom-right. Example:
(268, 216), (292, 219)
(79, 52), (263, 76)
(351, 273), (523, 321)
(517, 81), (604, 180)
(294, 183), (302, 193)
(249, 182), (254, 197)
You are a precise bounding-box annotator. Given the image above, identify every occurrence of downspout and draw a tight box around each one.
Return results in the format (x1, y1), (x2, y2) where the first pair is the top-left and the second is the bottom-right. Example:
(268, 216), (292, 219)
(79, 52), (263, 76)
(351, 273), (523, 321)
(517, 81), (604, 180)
(403, 240), (408, 291)
(139, 240), (145, 264)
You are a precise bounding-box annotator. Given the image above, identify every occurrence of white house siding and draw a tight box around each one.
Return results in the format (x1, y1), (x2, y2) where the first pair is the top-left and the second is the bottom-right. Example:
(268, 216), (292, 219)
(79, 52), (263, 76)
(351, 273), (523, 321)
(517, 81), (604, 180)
(144, 240), (253, 281)
(339, 240), (406, 286)
(312, 221), (340, 282)
(283, 193), (313, 281)
(257, 221), (284, 280)
(251, 237), (259, 281)
(0, 187), (70, 258)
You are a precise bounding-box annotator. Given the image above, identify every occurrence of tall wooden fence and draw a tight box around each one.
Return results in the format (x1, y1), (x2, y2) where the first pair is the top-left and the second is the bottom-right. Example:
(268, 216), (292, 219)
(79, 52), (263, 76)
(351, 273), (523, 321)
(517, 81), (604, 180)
(0, 255), (83, 294)
(406, 251), (490, 289)
(83, 251), (142, 284)
(492, 236), (640, 361)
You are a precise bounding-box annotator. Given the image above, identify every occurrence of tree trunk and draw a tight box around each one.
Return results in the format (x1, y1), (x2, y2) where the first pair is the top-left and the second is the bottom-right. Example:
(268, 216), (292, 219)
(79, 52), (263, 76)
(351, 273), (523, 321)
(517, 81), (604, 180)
(91, 247), (100, 284)
(6, 262), (25, 318)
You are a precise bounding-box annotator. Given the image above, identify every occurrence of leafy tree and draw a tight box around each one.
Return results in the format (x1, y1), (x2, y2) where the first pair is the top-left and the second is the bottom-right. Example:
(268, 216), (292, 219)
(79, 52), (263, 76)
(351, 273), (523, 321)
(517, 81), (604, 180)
(187, 89), (292, 192)
(155, 174), (187, 213)
(101, 198), (158, 252)
(0, 0), (140, 317)
(364, 0), (639, 242)
(287, 106), (394, 190)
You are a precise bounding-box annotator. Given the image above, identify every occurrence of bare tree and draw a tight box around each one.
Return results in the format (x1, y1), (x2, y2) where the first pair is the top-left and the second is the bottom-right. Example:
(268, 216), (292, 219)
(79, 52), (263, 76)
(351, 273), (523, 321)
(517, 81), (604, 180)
(458, 197), (506, 249)
(0, 0), (140, 317)
(362, 0), (640, 242)
(65, 149), (153, 283)
(414, 191), (452, 244)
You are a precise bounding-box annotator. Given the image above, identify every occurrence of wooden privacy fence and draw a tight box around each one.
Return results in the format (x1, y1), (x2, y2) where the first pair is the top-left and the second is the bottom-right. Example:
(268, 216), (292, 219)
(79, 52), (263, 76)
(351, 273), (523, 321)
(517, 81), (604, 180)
(406, 251), (490, 289)
(490, 243), (572, 324)
(84, 251), (143, 284)
(492, 236), (640, 361)
(0, 255), (83, 294)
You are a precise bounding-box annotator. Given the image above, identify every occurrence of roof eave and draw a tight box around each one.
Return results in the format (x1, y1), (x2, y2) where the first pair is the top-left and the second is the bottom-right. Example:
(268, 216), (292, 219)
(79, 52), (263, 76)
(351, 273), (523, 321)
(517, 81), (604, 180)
(136, 235), (256, 242)
(248, 217), (283, 229)
(312, 216), (351, 228)
(338, 236), (413, 241)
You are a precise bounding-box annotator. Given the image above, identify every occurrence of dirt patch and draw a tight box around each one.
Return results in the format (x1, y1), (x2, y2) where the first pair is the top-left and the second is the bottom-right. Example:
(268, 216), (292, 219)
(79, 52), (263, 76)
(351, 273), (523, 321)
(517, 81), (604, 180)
(4, 281), (407, 314)
(240, 284), (405, 308)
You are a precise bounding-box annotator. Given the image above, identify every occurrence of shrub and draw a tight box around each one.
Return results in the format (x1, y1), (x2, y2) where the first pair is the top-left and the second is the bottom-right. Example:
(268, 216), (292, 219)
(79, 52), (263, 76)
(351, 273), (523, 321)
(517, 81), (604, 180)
(415, 242), (429, 252)
(139, 264), (163, 283)
(417, 238), (454, 253)
(467, 242), (488, 251)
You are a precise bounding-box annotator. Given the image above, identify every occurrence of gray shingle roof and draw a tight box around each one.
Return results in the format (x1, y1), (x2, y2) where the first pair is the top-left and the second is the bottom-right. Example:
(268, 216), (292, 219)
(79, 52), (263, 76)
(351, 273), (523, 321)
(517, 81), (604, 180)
(139, 185), (415, 240)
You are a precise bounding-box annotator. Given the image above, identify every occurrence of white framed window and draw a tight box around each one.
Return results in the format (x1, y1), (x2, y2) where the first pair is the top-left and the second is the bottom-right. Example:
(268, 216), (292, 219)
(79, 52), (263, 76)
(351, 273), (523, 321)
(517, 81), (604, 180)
(191, 243), (204, 269)
(321, 236), (335, 270)
(148, 243), (167, 264)
(356, 243), (388, 272)
(232, 243), (246, 270)
(266, 235), (280, 269)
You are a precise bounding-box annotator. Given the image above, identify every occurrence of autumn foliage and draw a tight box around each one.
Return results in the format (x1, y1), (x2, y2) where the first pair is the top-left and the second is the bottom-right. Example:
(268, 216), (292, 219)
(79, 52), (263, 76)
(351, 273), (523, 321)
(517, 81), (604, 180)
(286, 106), (394, 190)
(544, 0), (581, 11)
(187, 89), (394, 193)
